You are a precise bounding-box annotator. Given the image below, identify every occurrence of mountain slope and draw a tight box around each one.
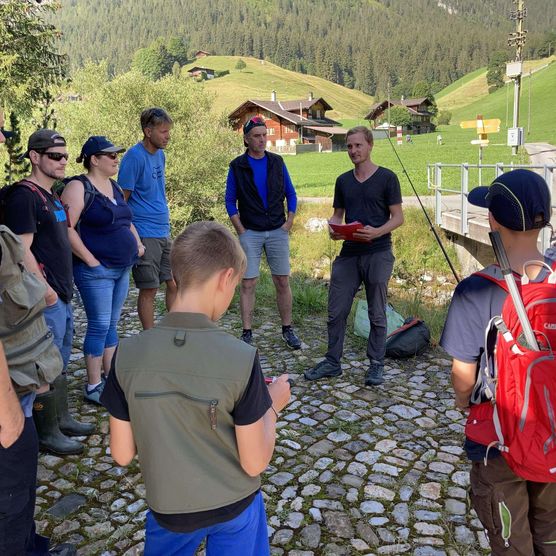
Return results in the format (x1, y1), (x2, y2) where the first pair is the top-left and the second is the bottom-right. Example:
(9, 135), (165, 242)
(449, 61), (556, 143)
(53, 0), (556, 97)
(186, 56), (372, 119)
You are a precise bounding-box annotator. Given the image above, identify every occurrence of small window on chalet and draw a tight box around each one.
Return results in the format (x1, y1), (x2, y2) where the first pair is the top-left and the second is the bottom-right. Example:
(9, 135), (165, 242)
(267, 127), (276, 135)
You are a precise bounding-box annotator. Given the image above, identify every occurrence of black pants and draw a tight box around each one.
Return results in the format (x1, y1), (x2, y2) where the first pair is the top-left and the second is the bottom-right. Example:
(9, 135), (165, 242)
(325, 251), (394, 366)
(0, 416), (46, 556)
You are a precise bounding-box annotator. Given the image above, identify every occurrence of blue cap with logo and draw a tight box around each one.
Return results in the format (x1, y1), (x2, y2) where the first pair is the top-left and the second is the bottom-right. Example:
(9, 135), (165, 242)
(468, 169), (552, 231)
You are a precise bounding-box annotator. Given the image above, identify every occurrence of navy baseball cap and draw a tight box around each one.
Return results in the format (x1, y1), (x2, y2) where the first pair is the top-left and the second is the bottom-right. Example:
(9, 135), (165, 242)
(76, 136), (125, 163)
(243, 116), (266, 135)
(1, 128), (14, 139)
(468, 169), (552, 231)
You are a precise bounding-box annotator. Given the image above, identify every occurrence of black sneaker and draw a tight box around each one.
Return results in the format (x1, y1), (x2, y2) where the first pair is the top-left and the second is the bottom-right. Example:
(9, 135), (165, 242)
(365, 361), (385, 386)
(304, 360), (342, 381)
(240, 330), (253, 345)
(282, 327), (302, 350)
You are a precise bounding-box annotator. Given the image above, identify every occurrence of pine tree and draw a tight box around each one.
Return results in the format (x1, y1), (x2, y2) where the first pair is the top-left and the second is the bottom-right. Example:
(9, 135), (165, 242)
(4, 112), (29, 184)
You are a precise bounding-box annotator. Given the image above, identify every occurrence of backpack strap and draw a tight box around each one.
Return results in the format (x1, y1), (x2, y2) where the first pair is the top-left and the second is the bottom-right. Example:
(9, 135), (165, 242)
(68, 175), (97, 215)
(16, 179), (50, 211)
(473, 264), (513, 293)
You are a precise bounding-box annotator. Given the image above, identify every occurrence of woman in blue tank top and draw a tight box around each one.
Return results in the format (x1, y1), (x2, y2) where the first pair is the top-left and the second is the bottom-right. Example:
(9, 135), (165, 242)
(61, 136), (144, 405)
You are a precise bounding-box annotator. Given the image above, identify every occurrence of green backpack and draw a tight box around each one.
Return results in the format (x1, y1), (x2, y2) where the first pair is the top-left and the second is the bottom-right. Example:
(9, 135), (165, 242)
(0, 225), (62, 395)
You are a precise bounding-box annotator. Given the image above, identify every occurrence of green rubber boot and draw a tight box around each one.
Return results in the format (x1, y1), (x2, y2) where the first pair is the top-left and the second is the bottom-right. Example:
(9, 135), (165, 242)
(53, 374), (95, 436)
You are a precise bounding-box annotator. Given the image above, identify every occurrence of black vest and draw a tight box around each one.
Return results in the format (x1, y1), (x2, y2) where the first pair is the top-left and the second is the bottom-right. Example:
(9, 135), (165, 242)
(230, 151), (286, 231)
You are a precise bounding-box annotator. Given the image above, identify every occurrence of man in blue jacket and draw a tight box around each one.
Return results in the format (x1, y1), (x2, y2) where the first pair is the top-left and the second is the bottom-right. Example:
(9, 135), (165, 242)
(225, 117), (302, 349)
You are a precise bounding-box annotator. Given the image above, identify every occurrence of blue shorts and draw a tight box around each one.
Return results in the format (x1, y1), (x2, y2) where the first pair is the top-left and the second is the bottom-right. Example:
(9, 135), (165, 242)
(239, 228), (290, 279)
(144, 491), (269, 556)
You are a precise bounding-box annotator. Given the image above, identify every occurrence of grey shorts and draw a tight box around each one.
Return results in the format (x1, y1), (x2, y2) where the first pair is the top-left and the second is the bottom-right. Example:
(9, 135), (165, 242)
(132, 236), (173, 289)
(239, 228), (290, 279)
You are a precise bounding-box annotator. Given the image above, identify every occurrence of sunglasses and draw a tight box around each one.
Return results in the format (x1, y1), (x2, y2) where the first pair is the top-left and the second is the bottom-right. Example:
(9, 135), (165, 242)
(41, 152), (69, 161)
(95, 152), (119, 160)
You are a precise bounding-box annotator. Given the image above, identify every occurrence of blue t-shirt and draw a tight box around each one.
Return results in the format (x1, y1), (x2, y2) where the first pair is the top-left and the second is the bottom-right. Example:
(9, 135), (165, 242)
(224, 154), (297, 217)
(440, 253), (556, 460)
(118, 142), (170, 238)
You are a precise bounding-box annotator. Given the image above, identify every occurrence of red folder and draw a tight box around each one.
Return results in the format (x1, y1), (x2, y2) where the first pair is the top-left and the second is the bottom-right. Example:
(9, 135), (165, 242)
(329, 221), (365, 241)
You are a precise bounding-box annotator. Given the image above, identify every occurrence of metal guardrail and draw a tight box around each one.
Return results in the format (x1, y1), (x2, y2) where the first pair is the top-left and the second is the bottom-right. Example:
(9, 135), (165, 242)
(427, 163), (556, 252)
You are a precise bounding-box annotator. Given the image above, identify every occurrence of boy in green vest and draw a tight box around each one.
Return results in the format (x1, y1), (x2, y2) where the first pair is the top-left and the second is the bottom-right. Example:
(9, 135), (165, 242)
(101, 221), (291, 556)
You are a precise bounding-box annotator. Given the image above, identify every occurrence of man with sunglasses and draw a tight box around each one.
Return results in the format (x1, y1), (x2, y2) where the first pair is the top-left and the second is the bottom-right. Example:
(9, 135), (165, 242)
(3, 129), (93, 455)
(0, 128), (79, 554)
(118, 107), (176, 330)
(226, 116), (301, 349)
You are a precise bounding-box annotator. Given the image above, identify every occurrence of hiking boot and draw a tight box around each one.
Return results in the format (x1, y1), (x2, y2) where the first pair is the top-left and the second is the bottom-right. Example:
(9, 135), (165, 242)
(304, 359), (342, 381)
(53, 374), (95, 437)
(83, 381), (105, 406)
(365, 361), (385, 386)
(282, 327), (302, 350)
(33, 391), (84, 456)
(240, 329), (253, 345)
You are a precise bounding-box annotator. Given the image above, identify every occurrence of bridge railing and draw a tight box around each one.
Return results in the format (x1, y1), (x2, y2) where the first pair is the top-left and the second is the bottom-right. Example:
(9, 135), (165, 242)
(427, 163), (556, 252)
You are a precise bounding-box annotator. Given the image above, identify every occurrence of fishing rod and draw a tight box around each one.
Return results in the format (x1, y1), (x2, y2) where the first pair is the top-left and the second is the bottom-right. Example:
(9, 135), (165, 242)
(386, 133), (461, 283)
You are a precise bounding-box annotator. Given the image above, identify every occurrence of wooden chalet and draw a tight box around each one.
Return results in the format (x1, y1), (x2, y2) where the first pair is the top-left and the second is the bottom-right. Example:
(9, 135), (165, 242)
(187, 66), (215, 79)
(194, 50), (211, 59)
(229, 92), (347, 152)
(365, 97), (435, 134)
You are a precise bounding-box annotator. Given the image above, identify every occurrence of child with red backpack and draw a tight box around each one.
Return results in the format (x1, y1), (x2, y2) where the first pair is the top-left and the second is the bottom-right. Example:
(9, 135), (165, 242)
(440, 169), (556, 554)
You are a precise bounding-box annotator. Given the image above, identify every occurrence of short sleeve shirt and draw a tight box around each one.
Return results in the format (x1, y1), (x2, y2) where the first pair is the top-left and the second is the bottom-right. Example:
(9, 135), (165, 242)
(101, 350), (272, 532)
(333, 167), (402, 256)
(4, 183), (73, 302)
(117, 143), (170, 238)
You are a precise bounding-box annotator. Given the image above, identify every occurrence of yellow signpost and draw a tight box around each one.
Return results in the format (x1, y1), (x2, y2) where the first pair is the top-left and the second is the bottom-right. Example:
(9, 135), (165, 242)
(460, 115), (501, 184)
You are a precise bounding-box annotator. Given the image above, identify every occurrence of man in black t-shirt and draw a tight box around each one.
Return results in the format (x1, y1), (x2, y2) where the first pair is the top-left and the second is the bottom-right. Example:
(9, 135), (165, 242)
(305, 126), (403, 386)
(4, 129), (94, 455)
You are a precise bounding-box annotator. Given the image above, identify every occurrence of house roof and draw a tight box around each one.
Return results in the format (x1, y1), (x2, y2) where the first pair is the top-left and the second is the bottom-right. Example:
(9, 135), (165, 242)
(364, 97), (433, 120)
(279, 98), (333, 112)
(188, 66), (215, 74)
(228, 98), (338, 127)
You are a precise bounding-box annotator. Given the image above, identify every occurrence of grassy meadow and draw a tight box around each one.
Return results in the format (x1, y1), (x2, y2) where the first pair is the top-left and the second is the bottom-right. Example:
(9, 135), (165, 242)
(286, 59), (555, 197)
(284, 127), (527, 198)
(184, 55), (372, 120)
(451, 59), (556, 144)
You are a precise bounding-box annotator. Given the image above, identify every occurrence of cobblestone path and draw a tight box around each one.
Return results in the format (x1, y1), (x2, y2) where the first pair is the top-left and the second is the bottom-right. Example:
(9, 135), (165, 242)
(34, 290), (489, 556)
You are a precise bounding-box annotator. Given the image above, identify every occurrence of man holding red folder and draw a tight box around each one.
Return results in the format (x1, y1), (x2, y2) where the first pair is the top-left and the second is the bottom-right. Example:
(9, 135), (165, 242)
(305, 126), (403, 386)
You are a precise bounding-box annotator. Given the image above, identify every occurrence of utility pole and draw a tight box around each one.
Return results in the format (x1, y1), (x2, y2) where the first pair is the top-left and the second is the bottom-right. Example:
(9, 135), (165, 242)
(507, 0), (527, 155)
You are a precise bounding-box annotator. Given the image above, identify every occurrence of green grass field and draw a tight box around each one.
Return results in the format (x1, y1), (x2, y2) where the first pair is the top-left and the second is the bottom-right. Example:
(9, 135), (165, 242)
(285, 127), (523, 197)
(184, 56), (373, 120)
(287, 59), (555, 197)
(436, 67), (486, 101)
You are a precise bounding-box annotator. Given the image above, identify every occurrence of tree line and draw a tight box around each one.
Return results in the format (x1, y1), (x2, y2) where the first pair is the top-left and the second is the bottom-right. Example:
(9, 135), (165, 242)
(54, 0), (555, 98)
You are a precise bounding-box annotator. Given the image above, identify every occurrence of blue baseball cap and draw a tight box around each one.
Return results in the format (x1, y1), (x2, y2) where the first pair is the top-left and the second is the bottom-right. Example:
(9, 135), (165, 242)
(76, 136), (125, 163)
(468, 169), (551, 231)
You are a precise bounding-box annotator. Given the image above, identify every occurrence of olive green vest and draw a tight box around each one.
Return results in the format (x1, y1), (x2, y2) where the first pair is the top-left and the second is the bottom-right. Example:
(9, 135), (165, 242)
(116, 312), (260, 514)
(0, 225), (61, 394)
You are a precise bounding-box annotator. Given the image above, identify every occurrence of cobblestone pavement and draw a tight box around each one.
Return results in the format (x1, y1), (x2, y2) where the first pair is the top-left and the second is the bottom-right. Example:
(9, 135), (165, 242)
(34, 289), (489, 556)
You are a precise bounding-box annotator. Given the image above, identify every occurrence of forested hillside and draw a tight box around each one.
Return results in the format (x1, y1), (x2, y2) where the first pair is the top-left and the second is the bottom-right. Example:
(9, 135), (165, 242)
(55, 0), (555, 97)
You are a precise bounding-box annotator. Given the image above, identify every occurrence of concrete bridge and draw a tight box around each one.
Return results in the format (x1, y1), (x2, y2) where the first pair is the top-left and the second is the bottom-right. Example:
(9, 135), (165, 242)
(429, 143), (556, 275)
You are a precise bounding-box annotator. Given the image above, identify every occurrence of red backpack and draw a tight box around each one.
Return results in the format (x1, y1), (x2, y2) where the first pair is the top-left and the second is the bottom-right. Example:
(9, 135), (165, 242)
(465, 260), (556, 482)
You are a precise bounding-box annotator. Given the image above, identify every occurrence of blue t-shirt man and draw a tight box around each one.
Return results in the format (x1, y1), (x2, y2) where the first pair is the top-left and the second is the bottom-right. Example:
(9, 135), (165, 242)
(118, 142), (170, 238)
(117, 107), (176, 331)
